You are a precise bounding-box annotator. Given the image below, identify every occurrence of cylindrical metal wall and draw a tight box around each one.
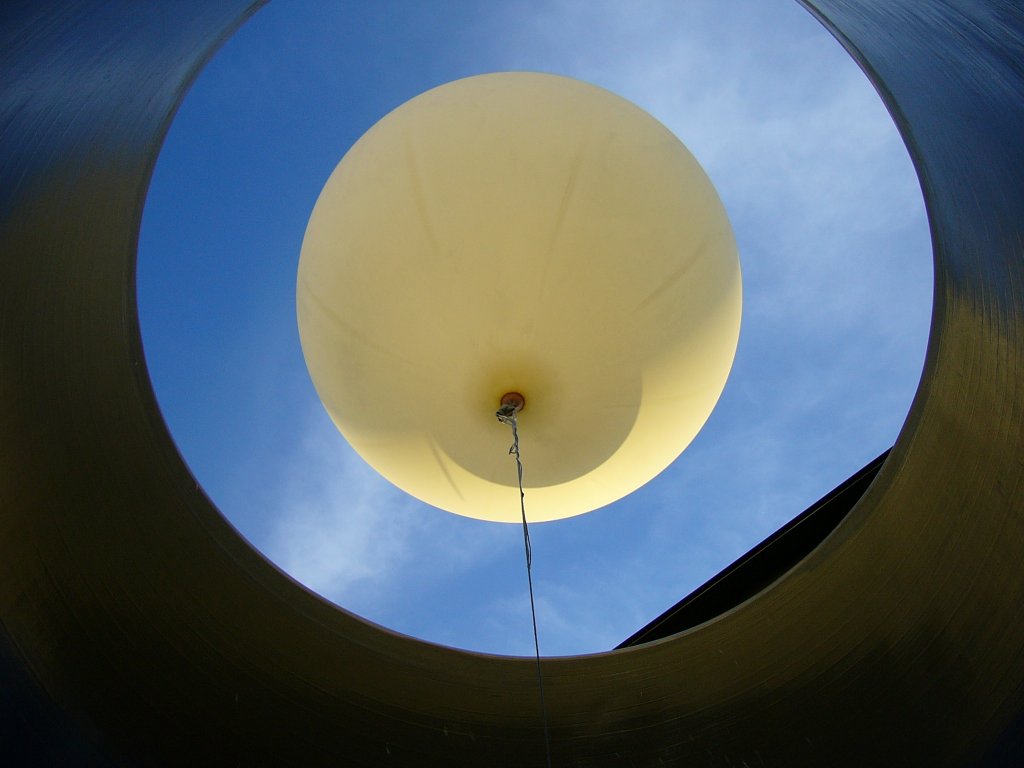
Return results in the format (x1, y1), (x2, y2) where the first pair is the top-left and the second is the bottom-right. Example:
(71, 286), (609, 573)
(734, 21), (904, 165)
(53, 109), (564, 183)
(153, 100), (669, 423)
(2, 1), (1022, 764)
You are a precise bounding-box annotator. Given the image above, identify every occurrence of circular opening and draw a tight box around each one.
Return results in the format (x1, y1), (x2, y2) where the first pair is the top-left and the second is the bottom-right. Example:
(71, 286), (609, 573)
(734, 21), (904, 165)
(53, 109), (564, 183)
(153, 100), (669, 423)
(138, 0), (932, 656)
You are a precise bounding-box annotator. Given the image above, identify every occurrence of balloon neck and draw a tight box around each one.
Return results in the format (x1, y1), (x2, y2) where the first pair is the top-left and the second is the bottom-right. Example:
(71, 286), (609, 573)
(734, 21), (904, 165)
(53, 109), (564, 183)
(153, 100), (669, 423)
(496, 392), (525, 420)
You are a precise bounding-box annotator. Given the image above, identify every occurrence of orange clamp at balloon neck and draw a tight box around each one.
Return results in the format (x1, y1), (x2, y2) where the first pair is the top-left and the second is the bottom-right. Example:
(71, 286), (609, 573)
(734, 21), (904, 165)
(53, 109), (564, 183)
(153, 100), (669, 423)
(497, 391), (528, 421)
(498, 392), (525, 415)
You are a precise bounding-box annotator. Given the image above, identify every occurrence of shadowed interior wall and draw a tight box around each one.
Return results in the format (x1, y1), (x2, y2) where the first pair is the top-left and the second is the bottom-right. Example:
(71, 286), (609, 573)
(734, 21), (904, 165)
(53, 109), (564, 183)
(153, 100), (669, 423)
(1, 1), (1023, 765)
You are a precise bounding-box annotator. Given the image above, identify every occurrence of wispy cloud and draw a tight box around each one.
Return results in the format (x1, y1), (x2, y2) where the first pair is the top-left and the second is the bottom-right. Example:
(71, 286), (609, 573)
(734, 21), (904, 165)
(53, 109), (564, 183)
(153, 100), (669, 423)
(261, 403), (512, 636)
(265, 411), (420, 601)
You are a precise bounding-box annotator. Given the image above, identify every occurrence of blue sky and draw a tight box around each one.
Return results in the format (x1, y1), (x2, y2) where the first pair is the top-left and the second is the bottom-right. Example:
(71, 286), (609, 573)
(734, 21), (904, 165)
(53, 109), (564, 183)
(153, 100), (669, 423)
(138, 0), (932, 657)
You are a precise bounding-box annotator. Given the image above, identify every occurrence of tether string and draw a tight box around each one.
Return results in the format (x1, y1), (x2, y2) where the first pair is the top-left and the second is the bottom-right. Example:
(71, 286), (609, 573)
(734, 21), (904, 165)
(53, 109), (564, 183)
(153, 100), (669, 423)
(496, 405), (552, 768)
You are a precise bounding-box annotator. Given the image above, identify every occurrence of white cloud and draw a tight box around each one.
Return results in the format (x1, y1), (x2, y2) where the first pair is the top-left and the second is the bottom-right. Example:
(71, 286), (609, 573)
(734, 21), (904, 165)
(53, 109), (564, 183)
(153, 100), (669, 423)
(261, 402), (514, 634)
(264, 409), (424, 602)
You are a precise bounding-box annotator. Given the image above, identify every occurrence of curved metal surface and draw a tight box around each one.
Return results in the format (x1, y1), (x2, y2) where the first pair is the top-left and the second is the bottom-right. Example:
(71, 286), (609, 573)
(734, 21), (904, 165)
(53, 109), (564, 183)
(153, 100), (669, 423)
(1, 0), (1022, 765)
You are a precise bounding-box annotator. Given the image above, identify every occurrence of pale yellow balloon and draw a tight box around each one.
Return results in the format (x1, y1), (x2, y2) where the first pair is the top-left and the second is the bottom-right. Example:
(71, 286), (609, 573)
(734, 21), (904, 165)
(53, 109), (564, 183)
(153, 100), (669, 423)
(297, 72), (741, 523)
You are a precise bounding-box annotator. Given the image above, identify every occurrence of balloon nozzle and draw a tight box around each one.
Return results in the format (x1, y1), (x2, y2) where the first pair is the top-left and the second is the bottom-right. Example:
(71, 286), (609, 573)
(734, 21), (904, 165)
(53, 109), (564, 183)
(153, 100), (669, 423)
(496, 392), (525, 421)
